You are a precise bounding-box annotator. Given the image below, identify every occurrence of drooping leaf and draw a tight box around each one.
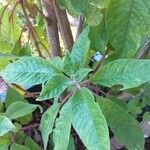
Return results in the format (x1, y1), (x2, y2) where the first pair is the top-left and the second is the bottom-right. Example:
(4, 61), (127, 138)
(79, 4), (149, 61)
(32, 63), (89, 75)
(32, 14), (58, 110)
(97, 96), (144, 150)
(53, 101), (72, 150)
(10, 143), (30, 150)
(0, 116), (15, 136)
(89, 17), (108, 52)
(1, 57), (59, 86)
(71, 88), (110, 150)
(69, 0), (104, 26)
(39, 103), (60, 150)
(106, 0), (150, 58)
(71, 27), (90, 71)
(0, 144), (9, 150)
(5, 101), (40, 120)
(38, 74), (71, 101)
(91, 59), (150, 89)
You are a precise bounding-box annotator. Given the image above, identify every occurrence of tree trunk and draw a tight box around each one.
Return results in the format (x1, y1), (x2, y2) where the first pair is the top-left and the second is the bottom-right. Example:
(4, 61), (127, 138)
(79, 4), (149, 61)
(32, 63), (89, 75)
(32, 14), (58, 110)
(42, 0), (61, 58)
(53, 0), (74, 51)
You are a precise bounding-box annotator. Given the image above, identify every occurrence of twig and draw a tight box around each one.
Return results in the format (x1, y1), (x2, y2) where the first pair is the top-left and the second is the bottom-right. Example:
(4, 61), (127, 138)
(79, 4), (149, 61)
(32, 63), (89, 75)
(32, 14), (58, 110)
(93, 48), (109, 74)
(21, 123), (39, 131)
(20, 0), (43, 58)
(60, 92), (73, 106)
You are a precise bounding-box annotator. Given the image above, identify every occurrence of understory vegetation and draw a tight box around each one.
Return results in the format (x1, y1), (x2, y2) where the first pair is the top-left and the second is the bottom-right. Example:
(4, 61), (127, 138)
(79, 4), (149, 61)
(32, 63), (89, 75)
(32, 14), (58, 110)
(0, 0), (150, 150)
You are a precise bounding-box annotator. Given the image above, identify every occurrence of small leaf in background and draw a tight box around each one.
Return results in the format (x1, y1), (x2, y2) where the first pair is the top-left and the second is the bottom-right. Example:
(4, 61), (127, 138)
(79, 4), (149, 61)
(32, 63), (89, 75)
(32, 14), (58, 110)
(91, 59), (150, 89)
(5, 87), (25, 108)
(0, 115), (15, 136)
(10, 143), (30, 150)
(5, 101), (39, 120)
(143, 112), (150, 121)
(39, 103), (60, 150)
(74, 68), (92, 82)
(71, 88), (110, 150)
(53, 101), (72, 150)
(69, 0), (104, 26)
(38, 74), (71, 101)
(71, 26), (90, 70)
(97, 96), (144, 150)
(15, 132), (41, 150)
(0, 133), (10, 145)
(1, 57), (59, 86)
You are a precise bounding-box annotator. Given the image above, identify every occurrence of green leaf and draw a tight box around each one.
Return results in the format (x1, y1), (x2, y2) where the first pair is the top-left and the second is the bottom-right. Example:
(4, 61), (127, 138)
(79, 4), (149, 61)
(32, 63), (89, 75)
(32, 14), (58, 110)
(1, 57), (59, 86)
(0, 115), (15, 136)
(53, 101), (72, 150)
(0, 144), (9, 150)
(106, 0), (150, 58)
(10, 143), (30, 150)
(57, 0), (78, 17)
(71, 27), (90, 71)
(89, 17), (108, 52)
(143, 112), (150, 121)
(38, 74), (71, 101)
(63, 52), (76, 76)
(39, 103), (60, 150)
(67, 136), (75, 150)
(5, 101), (40, 120)
(69, 0), (104, 26)
(71, 88), (110, 150)
(91, 59), (150, 89)
(15, 132), (41, 150)
(5, 87), (25, 108)
(74, 68), (91, 82)
(97, 96), (144, 150)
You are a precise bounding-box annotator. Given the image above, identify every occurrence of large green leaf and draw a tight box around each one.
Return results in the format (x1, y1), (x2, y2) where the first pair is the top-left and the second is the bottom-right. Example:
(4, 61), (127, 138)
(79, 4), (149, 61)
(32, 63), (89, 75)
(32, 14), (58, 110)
(91, 59), (150, 89)
(0, 115), (15, 136)
(39, 103), (60, 150)
(5, 101), (40, 120)
(38, 74), (71, 101)
(97, 96), (144, 150)
(1, 57), (59, 86)
(71, 27), (90, 71)
(106, 0), (150, 58)
(71, 88), (110, 150)
(53, 101), (72, 150)
(69, 0), (104, 26)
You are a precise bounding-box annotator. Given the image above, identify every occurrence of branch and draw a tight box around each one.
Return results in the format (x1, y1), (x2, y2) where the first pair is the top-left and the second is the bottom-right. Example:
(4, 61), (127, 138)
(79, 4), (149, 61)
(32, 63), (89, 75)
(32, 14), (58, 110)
(53, 0), (74, 51)
(21, 123), (39, 131)
(20, 0), (43, 58)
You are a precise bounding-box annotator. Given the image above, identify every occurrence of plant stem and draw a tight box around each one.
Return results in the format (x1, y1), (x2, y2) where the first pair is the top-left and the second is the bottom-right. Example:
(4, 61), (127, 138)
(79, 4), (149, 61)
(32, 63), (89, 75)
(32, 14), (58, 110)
(20, 0), (43, 58)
